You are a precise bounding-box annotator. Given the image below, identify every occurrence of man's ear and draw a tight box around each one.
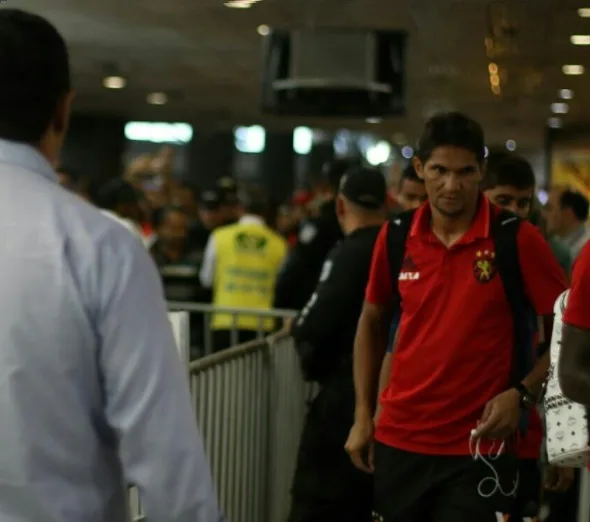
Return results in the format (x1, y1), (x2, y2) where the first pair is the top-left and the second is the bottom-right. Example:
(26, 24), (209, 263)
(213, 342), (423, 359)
(336, 194), (346, 219)
(412, 156), (425, 180)
(53, 89), (76, 134)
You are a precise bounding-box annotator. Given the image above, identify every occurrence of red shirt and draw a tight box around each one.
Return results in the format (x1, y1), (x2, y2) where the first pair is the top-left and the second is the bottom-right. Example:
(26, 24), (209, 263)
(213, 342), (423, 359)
(564, 240), (590, 329)
(367, 198), (568, 455)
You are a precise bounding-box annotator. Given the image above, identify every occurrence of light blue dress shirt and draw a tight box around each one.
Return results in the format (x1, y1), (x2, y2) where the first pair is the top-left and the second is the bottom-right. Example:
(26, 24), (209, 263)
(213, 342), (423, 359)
(0, 139), (223, 522)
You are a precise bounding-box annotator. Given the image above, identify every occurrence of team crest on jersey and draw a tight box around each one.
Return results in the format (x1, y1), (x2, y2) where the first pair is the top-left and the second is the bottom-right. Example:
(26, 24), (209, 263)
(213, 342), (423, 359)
(473, 249), (497, 284)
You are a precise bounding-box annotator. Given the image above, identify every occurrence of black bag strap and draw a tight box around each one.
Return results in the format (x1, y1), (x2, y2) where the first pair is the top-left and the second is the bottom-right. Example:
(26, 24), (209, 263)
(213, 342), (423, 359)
(491, 207), (531, 386)
(386, 210), (416, 298)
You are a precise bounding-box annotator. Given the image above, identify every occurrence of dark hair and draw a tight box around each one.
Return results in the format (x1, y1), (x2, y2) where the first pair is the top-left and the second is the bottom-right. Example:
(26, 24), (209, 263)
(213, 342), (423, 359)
(399, 164), (423, 189)
(96, 179), (139, 211)
(0, 9), (70, 143)
(152, 206), (185, 229)
(417, 112), (485, 164)
(560, 190), (590, 222)
(481, 151), (535, 191)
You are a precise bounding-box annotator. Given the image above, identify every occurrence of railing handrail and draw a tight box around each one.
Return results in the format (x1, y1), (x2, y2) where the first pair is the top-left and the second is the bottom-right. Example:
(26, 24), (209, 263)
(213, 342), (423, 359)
(167, 301), (298, 318)
(188, 338), (269, 373)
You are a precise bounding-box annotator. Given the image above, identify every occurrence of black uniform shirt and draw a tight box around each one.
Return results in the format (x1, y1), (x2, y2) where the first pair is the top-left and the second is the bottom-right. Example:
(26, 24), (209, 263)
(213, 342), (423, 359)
(274, 199), (343, 310)
(291, 224), (382, 359)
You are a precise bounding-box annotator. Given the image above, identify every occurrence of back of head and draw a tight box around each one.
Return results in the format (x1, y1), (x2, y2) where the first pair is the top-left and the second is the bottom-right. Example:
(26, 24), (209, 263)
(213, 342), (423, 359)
(238, 186), (269, 218)
(0, 9), (70, 143)
(417, 112), (485, 164)
(339, 167), (387, 215)
(97, 178), (139, 211)
(560, 189), (590, 223)
(482, 151), (535, 191)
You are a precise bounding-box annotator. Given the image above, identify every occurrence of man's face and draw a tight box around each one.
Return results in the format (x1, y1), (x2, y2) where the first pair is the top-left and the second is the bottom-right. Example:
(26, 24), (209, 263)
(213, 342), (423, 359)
(414, 146), (483, 218)
(397, 178), (427, 211)
(544, 189), (565, 236)
(159, 210), (188, 244)
(484, 185), (534, 220)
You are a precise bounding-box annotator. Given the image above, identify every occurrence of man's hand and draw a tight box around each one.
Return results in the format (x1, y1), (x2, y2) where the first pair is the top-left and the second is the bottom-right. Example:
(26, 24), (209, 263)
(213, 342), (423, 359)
(473, 388), (520, 439)
(345, 415), (374, 474)
(545, 466), (575, 493)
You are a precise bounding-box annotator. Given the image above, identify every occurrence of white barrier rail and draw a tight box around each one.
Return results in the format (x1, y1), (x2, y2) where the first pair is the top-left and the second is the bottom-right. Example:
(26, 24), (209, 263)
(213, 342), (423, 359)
(129, 310), (312, 522)
(167, 301), (297, 356)
(189, 333), (314, 522)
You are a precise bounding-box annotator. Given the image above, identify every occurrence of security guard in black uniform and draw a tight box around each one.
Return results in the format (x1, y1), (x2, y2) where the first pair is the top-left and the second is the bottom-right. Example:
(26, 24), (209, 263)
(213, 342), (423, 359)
(273, 158), (360, 311)
(288, 167), (387, 522)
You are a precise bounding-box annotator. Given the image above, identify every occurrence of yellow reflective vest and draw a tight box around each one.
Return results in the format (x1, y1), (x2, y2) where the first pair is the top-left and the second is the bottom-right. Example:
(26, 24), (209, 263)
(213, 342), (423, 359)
(211, 220), (287, 331)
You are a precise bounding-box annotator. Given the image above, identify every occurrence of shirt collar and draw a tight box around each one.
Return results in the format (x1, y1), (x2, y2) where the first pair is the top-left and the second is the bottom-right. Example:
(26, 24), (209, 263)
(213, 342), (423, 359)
(409, 193), (491, 244)
(239, 214), (265, 226)
(0, 138), (58, 183)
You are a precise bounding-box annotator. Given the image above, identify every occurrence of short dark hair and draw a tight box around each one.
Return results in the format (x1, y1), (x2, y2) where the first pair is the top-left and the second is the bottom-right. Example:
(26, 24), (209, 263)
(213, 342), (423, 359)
(238, 186), (269, 216)
(481, 152), (535, 191)
(399, 164), (423, 190)
(560, 190), (590, 222)
(417, 112), (485, 164)
(0, 9), (71, 143)
(96, 179), (139, 211)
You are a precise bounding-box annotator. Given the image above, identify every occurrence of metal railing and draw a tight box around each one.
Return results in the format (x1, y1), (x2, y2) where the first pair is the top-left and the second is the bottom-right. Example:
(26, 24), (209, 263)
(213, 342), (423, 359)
(189, 332), (314, 522)
(167, 301), (297, 357)
(128, 307), (311, 522)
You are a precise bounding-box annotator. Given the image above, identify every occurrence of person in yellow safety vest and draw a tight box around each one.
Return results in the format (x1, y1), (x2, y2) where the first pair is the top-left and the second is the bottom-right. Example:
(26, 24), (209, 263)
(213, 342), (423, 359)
(199, 186), (288, 352)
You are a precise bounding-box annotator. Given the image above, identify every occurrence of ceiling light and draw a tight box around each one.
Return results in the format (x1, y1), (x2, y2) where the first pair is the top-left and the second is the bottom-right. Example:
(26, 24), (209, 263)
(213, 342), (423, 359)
(571, 35), (590, 45)
(490, 74), (500, 86)
(366, 118), (382, 124)
(578, 8), (590, 17)
(491, 84), (501, 95)
(505, 139), (516, 151)
(551, 102), (569, 114)
(103, 76), (126, 89)
(488, 63), (498, 75)
(147, 92), (168, 105)
(548, 117), (562, 129)
(257, 24), (270, 36)
(559, 89), (574, 100)
(225, 0), (254, 8)
(563, 64), (585, 75)
(401, 146), (414, 159)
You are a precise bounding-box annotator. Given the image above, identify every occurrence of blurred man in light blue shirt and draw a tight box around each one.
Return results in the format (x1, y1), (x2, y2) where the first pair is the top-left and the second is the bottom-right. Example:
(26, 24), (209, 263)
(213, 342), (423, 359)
(0, 9), (222, 522)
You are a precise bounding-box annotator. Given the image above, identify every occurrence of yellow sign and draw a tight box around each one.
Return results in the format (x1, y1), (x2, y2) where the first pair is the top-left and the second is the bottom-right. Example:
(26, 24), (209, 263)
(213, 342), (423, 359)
(551, 143), (590, 199)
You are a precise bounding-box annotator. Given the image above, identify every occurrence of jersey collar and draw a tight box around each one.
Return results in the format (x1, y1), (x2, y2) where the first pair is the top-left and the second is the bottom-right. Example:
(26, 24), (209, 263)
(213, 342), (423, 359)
(409, 194), (492, 244)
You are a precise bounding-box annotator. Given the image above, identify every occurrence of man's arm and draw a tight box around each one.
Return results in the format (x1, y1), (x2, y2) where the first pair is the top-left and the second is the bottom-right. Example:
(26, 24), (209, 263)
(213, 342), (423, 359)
(199, 233), (216, 288)
(476, 222), (568, 439)
(97, 228), (222, 521)
(353, 223), (394, 421)
(560, 242), (590, 404)
(519, 222), (569, 396)
(293, 244), (364, 347)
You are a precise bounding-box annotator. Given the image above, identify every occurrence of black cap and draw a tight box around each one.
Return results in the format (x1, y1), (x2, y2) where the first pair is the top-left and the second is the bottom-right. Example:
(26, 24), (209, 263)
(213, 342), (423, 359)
(321, 157), (362, 191)
(217, 177), (238, 205)
(339, 167), (386, 209)
(199, 189), (221, 210)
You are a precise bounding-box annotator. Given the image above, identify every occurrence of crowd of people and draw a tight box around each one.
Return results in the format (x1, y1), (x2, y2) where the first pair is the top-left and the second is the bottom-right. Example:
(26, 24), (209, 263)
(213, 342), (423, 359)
(2, 7), (590, 522)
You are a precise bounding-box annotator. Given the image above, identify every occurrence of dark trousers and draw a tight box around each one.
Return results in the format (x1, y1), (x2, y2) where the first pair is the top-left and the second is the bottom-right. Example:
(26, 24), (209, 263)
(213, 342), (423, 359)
(211, 329), (259, 353)
(373, 442), (518, 522)
(511, 459), (541, 519)
(288, 375), (373, 522)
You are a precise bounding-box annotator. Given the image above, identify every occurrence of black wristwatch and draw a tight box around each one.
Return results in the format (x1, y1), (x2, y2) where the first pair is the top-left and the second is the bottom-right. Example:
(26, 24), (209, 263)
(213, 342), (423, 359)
(514, 382), (536, 410)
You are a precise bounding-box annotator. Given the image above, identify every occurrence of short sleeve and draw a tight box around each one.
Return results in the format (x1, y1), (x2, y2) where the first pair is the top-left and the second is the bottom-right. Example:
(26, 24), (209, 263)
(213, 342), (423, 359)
(517, 221), (568, 315)
(564, 241), (590, 329)
(365, 222), (394, 305)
